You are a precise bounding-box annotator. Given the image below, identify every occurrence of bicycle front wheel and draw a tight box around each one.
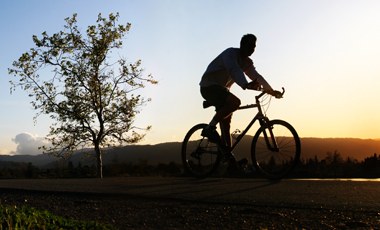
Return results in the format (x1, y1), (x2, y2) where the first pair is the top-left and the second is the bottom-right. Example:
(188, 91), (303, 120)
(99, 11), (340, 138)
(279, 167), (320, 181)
(251, 119), (301, 180)
(181, 124), (221, 179)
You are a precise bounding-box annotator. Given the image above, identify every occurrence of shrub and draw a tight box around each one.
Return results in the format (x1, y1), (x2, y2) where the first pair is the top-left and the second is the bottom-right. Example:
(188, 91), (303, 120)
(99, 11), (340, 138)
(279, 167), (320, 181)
(0, 204), (116, 230)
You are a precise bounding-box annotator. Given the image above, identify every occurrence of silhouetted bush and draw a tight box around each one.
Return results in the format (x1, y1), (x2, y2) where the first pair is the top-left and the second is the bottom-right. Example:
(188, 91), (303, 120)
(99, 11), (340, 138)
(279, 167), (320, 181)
(0, 152), (379, 179)
(0, 161), (96, 179)
(294, 151), (380, 178)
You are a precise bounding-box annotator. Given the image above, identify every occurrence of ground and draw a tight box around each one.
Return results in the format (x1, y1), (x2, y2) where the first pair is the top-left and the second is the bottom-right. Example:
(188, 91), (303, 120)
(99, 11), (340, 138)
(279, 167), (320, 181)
(0, 188), (379, 229)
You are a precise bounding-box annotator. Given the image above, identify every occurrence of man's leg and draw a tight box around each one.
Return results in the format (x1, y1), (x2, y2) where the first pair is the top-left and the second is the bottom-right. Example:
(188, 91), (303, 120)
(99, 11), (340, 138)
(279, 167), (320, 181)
(220, 115), (232, 149)
(212, 94), (240, 123)
(203, 94), (240, 144)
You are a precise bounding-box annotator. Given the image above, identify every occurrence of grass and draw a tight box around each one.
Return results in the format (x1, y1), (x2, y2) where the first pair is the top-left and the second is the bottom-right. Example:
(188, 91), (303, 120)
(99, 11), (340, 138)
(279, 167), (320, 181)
(0, 203), (117, 230)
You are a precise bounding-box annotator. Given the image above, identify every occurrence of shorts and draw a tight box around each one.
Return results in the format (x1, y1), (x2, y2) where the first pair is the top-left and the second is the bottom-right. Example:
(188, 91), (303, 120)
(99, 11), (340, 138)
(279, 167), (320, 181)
(200, 85), (231, 111)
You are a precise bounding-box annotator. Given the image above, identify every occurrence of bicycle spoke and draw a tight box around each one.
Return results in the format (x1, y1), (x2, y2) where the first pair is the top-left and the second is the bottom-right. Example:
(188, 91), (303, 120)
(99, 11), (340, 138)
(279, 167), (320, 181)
(182, 124), (221, 179)
(251, 120), (300, 180)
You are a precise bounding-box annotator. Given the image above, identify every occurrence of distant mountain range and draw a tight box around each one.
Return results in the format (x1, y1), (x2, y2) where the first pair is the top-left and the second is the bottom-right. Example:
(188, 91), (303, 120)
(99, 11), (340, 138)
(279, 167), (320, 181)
(0, 137), (379, 168)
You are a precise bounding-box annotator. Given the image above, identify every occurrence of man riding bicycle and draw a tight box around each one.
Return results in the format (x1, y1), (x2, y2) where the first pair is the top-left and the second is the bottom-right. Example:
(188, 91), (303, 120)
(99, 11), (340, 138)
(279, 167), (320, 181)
(200, 34), (281, 161)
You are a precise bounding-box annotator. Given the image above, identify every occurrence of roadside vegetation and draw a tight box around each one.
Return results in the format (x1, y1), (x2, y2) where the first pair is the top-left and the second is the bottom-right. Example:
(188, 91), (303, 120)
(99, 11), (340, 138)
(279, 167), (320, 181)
(0, 151), (379, 179)
(0, 160), (183, 179)
(294, 151), (380, 178)
(0, 204), (116, 230)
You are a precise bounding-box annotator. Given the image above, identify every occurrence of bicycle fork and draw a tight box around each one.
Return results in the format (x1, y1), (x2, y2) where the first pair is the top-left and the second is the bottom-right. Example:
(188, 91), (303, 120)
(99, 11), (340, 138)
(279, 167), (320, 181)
(260, 117), (279, 152)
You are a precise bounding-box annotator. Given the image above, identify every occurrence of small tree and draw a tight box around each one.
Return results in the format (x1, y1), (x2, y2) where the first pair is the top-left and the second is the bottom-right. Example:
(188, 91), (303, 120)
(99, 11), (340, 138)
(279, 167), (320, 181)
(8, 13), (157, 178)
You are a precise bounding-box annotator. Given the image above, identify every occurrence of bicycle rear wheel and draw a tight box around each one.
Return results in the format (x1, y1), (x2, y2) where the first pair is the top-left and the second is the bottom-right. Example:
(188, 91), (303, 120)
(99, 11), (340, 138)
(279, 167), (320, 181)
(251, 119), (300, 180)
(181, 124), (221, 179)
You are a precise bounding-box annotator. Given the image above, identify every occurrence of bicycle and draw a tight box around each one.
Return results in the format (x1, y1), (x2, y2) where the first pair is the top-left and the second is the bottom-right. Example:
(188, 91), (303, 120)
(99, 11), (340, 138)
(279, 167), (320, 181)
(181, 88), (301, 180)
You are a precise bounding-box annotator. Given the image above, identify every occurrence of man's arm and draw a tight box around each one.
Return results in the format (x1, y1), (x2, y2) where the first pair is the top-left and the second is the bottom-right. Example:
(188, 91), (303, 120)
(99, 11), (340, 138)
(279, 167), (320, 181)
(222, 49), (249, 88)
(241, 58), (283, 98)
(244, 65), (273, 91)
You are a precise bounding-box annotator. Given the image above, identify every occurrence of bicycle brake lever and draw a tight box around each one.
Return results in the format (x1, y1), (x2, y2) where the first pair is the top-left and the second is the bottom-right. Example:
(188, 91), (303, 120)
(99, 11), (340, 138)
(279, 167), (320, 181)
(273, 87), (285, 99)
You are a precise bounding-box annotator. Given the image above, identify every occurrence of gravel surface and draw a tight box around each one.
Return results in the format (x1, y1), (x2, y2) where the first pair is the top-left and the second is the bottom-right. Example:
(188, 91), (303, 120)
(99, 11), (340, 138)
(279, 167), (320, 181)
(1, 188), (379, 229)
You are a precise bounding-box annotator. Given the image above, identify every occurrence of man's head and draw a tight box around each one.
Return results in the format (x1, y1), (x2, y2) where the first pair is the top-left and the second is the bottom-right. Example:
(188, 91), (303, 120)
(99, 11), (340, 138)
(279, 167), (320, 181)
(240, 34), (257, 58)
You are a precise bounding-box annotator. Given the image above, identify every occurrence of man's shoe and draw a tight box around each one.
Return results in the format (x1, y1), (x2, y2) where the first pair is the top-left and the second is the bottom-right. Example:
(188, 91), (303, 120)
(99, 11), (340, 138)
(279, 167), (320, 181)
(201, 125), (221, 143)
(219, 145), (233, 162)
(227, 159), (241, 176)
(227, 158), (248, 176)
(237, 158), (248, 169)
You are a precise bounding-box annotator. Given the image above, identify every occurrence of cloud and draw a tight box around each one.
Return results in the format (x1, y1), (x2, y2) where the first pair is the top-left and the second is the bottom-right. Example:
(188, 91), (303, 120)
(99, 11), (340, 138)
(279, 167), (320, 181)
(11, 133), (49, 155)
(0, 149), (11, 155)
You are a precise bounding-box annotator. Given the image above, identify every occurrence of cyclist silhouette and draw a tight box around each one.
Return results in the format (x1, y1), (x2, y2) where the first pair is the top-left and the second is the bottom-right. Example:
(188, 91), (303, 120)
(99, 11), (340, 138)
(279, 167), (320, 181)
(200, 34), (281, 162)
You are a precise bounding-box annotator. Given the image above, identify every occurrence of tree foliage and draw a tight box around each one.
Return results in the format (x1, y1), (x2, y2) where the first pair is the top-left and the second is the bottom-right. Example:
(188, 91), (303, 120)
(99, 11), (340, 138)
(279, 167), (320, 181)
(8, 13), (157, 178)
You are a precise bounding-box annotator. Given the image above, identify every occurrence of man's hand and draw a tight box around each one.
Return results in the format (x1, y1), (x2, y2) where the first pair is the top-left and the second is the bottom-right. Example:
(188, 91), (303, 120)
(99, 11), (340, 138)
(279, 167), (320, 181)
(244, 80), (260, 90)
(266, 89), (284, 98)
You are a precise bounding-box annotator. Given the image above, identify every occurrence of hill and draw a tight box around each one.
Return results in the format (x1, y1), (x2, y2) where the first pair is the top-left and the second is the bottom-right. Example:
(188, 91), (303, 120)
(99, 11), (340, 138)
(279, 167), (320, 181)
(0, 142), (183, 168)
(0, 138), (379, 168)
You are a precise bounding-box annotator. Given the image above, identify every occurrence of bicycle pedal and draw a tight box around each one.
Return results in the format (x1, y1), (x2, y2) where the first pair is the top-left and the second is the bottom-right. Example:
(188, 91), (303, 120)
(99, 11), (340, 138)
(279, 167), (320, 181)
(220, 153), (233, 162)
(237, 158), (248, 166)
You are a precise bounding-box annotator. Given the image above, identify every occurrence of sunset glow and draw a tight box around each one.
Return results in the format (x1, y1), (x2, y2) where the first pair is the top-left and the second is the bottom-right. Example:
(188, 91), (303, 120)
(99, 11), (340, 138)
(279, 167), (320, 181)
(0, 0), (379, 155)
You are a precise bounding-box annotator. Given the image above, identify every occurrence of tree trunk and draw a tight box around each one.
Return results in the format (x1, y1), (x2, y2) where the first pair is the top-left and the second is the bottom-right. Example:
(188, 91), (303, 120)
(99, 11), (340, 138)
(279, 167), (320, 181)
(95, 144), (103, 178)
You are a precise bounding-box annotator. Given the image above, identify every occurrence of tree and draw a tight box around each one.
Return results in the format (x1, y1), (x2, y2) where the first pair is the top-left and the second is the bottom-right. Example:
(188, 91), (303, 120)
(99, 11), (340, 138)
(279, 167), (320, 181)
(325, 150), (343, 165)
(8, 13), (157, 178)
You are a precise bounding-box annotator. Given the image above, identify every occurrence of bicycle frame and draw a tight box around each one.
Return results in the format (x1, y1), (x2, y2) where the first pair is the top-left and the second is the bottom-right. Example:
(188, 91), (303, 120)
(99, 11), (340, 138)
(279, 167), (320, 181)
(228, 91), (279, 153)
(182, 87), (299, 180)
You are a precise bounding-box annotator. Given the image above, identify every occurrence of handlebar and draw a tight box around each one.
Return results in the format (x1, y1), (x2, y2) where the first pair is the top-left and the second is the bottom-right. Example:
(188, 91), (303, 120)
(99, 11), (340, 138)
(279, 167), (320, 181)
(256, 87), (285, 100)
(271, 87), (285, 98)
(246, 80), (284, 99)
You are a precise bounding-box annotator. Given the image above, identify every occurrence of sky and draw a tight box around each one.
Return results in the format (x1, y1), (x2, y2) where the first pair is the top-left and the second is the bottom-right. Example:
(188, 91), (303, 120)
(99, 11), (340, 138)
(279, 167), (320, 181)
(0, 0), (379, 155)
